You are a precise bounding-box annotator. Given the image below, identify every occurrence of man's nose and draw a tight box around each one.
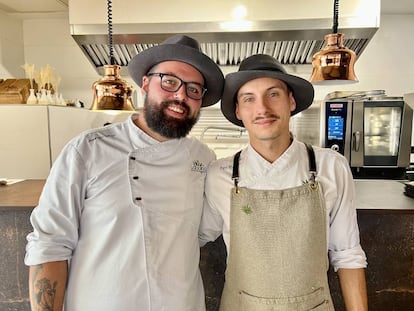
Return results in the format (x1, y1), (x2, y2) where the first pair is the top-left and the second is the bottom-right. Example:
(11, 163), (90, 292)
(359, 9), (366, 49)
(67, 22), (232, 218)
(174, 84), (188, 101)
(256, 96), (270, 112)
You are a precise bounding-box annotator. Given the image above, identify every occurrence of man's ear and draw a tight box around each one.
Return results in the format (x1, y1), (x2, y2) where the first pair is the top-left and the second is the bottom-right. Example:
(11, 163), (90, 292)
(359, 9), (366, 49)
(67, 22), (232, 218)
(141, 76), (149, 95)
(235, 103), (242, 120)
(289, 92), (296, 113)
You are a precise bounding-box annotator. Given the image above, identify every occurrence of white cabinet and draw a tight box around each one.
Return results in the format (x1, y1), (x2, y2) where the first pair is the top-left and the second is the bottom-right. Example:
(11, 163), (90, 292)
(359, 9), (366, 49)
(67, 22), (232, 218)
(0, 105), (132, 179)
(0, 105), (50, 179)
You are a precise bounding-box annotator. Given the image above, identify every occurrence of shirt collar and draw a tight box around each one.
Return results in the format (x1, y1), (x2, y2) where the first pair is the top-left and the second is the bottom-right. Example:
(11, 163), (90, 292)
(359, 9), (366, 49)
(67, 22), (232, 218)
(244, 139), (301, 175)
(127, 113), (159, 148)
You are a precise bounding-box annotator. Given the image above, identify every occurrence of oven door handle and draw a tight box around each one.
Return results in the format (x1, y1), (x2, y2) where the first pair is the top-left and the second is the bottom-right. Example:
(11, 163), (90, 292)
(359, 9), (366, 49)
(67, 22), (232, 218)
(353, 131), (361, 152)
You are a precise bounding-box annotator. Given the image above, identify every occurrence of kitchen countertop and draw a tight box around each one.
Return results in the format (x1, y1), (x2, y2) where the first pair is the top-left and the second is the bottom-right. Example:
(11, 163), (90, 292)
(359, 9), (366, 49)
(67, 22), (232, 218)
(0, 179), (412, 211)
(354, 179), (413, 212)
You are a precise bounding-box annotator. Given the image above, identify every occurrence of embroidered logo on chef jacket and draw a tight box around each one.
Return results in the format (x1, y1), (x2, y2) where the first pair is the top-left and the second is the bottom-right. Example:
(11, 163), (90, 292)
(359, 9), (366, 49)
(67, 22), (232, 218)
(191, 160), (207, 173)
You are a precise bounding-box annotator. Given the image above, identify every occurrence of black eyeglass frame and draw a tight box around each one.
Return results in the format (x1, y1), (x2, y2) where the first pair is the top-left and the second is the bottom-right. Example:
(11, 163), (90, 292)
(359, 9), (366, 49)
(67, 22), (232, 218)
(147, 72), (207, 100)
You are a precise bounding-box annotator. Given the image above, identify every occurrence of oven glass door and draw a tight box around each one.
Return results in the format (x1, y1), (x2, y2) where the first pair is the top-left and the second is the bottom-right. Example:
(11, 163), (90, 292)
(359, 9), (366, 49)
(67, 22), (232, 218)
(363, 101), (403, 165)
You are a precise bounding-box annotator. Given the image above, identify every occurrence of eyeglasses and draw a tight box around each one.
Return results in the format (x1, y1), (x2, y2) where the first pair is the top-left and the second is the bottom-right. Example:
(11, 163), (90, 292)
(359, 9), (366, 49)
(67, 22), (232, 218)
(147, 73), (207, 100)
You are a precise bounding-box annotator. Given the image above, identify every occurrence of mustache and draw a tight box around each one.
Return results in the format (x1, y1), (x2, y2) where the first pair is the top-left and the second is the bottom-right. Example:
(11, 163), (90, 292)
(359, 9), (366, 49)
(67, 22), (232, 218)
(253, 114), (279, 122)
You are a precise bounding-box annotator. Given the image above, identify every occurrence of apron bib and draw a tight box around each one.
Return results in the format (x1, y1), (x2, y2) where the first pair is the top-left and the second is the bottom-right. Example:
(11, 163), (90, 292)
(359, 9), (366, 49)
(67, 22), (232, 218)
(220, 144), (334, 311)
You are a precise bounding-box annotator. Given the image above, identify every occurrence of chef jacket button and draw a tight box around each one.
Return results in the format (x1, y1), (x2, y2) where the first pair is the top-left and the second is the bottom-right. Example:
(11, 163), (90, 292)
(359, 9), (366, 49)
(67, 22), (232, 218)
(130, 156), (136, 160)
(133, 176), (139, 180)
(135, 197), (142, 201)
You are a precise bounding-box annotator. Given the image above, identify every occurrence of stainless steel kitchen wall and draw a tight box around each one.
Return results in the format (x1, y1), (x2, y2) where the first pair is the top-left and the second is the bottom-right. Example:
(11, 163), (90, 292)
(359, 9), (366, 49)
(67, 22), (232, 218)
(191, 105), (322, 159)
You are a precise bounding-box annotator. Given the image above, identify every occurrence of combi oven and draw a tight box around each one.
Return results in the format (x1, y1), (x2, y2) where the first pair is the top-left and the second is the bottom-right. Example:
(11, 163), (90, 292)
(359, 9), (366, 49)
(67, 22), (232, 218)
(320, 97), (413, 179)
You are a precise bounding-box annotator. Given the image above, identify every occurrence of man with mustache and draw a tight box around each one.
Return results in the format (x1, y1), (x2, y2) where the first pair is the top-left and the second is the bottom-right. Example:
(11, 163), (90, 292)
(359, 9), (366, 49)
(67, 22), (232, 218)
(199, 54), (368, 310)
(25, 35), (224, 311)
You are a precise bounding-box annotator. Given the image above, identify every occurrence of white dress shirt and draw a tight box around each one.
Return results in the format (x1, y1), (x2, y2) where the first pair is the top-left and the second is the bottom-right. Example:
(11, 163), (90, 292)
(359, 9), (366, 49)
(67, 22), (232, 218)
(25, 114), (215, 311)
(200, 139), (367, 271)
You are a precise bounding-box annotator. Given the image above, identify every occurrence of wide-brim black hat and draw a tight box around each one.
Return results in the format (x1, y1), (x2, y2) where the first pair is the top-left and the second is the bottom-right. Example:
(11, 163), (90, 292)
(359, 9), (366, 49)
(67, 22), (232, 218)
(128, 35), (224, 107)
(221, 54), (314, 127)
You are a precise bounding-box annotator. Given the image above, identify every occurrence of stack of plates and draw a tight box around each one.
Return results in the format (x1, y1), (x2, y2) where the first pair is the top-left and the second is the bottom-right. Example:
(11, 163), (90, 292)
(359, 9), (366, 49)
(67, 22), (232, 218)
(404, 181), (414, 198)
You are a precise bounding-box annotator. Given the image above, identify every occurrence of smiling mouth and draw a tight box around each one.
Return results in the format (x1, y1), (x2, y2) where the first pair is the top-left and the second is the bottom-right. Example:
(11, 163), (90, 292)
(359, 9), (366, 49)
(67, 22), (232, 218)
(168, 105), (185, 114)
(164, 101), (188, 118)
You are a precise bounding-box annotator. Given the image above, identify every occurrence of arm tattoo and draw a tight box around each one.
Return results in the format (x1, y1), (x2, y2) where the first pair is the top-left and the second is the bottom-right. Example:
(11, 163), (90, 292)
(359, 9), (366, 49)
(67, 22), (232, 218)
(32, 265), (58, 311)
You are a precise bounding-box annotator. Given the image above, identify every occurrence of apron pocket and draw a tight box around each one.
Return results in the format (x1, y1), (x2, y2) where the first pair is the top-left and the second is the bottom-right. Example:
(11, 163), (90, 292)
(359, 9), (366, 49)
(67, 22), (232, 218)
(239, 287), (330, 311)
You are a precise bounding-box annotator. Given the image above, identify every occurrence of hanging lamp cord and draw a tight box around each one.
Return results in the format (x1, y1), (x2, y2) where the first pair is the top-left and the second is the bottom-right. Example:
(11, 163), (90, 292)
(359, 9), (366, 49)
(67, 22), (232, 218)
(332, 0), (339, 34)
(107, 0), (115, 65)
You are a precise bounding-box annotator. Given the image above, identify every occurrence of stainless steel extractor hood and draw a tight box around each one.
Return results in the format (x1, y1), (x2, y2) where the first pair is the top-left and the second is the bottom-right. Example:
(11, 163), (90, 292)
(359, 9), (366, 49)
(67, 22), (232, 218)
(69, 0), (380, 75)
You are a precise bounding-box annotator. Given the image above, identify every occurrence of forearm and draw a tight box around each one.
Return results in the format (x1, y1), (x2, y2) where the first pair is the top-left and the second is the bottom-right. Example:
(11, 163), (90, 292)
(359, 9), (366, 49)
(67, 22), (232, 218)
(337, 268), (368, 311)
(29, 260), (68, 311)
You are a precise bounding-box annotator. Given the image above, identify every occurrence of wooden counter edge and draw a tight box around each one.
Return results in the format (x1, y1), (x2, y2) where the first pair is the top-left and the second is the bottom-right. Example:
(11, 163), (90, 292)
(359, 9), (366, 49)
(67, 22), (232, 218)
(0, 179), (45, 209)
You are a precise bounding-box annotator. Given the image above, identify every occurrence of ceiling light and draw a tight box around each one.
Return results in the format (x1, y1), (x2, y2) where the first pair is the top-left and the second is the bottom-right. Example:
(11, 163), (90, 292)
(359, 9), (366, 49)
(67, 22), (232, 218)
(232, 5), (247, 20)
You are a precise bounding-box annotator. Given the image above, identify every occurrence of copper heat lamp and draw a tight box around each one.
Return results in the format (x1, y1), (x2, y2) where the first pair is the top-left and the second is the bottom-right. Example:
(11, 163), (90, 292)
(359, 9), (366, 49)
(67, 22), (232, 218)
(90, 0), (135, 111)
(309, 0), (358, 85)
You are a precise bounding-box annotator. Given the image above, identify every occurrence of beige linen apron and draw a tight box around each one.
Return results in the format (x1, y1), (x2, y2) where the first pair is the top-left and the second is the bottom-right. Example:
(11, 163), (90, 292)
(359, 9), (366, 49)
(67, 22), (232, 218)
(220, 144), (334, 311)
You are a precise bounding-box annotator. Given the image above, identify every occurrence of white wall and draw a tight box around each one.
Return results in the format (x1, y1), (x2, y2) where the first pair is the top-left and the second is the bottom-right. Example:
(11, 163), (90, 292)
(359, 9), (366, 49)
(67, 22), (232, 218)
(0, 9), (25, 77)
(69, 0), (380, 24)
(21, 15), (102, 106)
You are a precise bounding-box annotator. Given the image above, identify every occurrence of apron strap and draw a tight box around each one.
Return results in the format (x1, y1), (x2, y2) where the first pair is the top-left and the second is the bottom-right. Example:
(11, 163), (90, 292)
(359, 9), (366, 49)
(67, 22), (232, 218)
(232, 150), (242, 192)
(305, 143), (317, 173)
(305, 143), (317, 184)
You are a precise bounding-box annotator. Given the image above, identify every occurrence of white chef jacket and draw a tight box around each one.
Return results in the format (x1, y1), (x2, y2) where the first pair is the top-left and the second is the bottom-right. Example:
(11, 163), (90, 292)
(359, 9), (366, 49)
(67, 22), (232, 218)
(199, 139), (367, 271)
(25, 114), (215, 311)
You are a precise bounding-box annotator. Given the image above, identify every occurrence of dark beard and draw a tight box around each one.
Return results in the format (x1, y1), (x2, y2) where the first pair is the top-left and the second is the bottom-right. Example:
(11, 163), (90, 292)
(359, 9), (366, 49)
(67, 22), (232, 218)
(143, 98), (200, 139)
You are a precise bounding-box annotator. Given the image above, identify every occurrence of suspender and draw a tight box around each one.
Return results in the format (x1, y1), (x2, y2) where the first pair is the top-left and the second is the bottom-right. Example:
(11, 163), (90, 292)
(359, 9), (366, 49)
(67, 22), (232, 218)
(232, 143), (317, 191)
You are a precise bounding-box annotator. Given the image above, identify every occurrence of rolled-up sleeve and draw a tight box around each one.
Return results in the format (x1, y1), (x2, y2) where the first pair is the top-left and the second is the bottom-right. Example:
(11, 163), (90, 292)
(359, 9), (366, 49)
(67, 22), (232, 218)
(329, 244), (367, 271)
(25, 142), (85, 265)
(324, 155), (367, 271)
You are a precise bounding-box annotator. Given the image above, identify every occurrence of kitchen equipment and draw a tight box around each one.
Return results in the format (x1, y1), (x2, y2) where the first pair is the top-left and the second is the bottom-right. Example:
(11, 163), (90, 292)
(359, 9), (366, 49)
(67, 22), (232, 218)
(320, 92), (413, 179)
(403, 93), (414, 166)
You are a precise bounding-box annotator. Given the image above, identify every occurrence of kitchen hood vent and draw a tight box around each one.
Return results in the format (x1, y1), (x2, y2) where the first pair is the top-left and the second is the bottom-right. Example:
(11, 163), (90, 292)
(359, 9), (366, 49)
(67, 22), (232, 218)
(71, 23), (376, 75)
(69, 0), (380, 75)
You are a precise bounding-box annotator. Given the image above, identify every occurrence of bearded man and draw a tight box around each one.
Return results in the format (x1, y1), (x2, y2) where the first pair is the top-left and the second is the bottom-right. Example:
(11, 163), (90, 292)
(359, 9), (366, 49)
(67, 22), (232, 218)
(25, 35), (224, 311)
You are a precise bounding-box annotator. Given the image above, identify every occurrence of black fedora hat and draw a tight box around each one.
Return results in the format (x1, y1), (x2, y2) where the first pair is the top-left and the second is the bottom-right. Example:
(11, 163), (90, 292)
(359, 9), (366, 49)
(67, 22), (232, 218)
(221, 54), (314, 127)
(128, 34), (224, 107)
